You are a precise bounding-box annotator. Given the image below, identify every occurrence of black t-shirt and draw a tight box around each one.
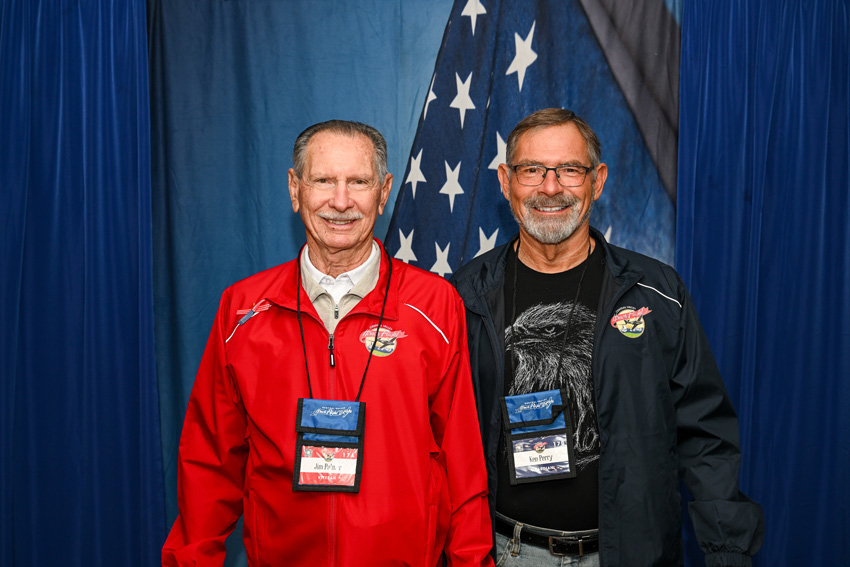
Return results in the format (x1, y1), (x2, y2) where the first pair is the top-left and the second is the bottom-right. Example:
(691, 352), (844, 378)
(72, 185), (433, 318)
(496, 239), (605, 531)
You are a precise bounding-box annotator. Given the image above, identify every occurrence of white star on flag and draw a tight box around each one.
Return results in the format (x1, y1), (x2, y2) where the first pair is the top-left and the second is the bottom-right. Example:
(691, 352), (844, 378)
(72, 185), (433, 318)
(423, 74), (437, 119)
(506, 21), (537, 91)
(450, 72), (475, 128)
(474, 228), (499, 258)
(394, 229), (417, 264)
(439, 161), (464, 213)
(488, 132), (507, 170)
(405, 149), (426, 198)
(461, 0), (487, 36)
(430, 242), (452, 277)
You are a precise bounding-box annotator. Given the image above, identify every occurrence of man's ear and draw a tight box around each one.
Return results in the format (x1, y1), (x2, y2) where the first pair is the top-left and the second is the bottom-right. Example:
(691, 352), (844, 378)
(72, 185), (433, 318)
(377, 173), (393, 215)
(497, 163), (511, 201)
(592, 163), (608, 201)
(288, 168), (300, 213)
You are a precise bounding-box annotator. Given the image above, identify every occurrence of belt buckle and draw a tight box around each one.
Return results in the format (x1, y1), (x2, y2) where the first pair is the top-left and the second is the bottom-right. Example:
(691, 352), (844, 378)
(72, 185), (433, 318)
(548, 535), (583, 557)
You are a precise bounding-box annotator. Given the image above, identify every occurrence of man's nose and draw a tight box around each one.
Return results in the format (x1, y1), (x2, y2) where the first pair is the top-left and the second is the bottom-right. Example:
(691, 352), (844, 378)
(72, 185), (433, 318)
(540, 169), (563, 195)
(329, 182), (351, 210)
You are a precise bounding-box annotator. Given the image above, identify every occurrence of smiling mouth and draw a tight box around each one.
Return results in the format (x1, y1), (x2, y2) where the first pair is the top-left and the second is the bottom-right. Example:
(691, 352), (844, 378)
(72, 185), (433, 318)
(320, 214), (363, 226)
(533, 205), (570, 212)
(525, 193), (579, 214)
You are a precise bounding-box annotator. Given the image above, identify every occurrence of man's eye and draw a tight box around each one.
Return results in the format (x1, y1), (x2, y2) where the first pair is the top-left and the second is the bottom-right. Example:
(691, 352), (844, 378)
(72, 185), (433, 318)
(520, 166), (541, 174)
(312, 178), (336, 188)
(349, 179), (372, 189)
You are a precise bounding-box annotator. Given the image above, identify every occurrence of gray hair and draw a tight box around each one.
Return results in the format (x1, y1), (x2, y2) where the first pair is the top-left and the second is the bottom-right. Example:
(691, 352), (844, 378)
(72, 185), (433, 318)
(292, 120), (388, 180)
(505, 108), (602, 175)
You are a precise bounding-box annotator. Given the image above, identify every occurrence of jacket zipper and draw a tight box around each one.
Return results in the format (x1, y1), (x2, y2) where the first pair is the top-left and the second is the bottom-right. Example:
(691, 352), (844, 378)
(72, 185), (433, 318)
(327, 330), (337, 565)
(592, 270), (640, 566)
(329, 494), (336, 566)
(292, 303), (370, 565)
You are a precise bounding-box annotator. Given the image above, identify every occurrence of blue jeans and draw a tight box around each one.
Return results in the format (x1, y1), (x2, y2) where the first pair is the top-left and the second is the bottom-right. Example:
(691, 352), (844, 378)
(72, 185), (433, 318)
(495, 532), (601, 567)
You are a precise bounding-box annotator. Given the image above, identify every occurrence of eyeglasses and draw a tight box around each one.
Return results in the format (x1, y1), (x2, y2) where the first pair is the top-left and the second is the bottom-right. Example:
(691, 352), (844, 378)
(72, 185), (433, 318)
(509, 164), (594, 187)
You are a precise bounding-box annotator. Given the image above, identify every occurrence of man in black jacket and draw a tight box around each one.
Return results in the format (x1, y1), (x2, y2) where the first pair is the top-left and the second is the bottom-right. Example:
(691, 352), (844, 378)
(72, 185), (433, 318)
(451, 108), (764, 566)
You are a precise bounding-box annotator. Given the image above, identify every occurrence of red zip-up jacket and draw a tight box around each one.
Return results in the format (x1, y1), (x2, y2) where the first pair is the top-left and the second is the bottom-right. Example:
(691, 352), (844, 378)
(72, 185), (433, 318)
(163, 242), (494, 567)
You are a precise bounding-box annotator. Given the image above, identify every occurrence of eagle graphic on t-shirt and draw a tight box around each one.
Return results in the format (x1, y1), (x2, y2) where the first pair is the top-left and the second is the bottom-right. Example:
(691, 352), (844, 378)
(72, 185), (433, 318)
(506, 301), (600, 468)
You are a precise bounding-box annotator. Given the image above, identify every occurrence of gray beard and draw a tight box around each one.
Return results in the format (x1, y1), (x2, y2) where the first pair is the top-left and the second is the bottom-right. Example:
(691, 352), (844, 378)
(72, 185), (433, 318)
(506, 301), (600, 466)
(513, 192), (593, 245)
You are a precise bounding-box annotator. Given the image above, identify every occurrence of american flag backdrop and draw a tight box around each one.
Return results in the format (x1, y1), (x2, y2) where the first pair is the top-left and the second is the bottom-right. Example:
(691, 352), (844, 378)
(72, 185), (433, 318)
(385, 0), (680, 277)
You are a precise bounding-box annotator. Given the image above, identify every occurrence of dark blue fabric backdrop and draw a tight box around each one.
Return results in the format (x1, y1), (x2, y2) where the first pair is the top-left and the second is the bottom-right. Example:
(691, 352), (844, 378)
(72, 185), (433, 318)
(678, 2), (850, 566)
(3, 0), (849, 565)
(0, 1), (165, 565)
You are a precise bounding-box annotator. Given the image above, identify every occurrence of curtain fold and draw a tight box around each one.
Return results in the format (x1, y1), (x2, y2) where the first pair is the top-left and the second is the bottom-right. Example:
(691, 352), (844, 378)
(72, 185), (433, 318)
(678, 2), (849, 565)
(0, 1), (166, 565)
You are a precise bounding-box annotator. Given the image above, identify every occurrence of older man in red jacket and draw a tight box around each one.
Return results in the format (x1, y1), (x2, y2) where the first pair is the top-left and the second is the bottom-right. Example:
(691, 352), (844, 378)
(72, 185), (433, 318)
(163, 120), (494, 567)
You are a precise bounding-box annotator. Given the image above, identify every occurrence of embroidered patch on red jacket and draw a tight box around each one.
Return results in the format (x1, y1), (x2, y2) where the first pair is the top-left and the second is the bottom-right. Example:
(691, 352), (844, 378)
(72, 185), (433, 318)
(359, 325), (408, 357)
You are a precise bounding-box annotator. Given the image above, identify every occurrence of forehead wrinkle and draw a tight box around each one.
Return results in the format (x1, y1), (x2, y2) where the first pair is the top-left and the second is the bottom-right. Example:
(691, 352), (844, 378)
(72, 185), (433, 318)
(517, 160), (586, 167)
(303, 132), (377, 176)
(305, 170), (377, 182)
(513, 145), (589, 166)
(514, 125), (591, 166)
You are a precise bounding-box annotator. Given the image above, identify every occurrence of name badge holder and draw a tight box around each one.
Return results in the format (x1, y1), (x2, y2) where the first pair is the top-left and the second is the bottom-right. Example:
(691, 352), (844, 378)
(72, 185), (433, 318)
(501, 388), (576, 485)
(293, 398), (365, 493)
(291, 245), (393, 494)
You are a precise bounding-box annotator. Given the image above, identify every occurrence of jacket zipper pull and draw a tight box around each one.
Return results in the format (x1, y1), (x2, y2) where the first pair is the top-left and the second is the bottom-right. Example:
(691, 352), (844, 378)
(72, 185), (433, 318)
(334, 304), (339, 319)
(328, 334), (335, 367)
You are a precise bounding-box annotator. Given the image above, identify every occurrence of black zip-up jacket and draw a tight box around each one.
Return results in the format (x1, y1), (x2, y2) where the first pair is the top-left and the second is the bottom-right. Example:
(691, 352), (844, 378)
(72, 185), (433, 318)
(451, 227), (764, 567)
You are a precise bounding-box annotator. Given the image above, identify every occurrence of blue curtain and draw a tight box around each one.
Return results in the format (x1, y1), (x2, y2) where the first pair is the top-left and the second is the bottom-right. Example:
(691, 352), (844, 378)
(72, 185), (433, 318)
(3, 0), (847, 565)
(678, 2), (849, 565)
(0, 1), (165, 565)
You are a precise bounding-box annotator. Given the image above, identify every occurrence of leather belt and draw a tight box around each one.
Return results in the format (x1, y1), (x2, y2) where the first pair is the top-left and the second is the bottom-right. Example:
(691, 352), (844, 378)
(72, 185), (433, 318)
(495, 512), (599, 557)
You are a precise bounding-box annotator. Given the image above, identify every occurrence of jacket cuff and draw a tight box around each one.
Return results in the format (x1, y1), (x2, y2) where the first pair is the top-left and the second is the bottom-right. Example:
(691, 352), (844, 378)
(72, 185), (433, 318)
(705, 551), (752, 567)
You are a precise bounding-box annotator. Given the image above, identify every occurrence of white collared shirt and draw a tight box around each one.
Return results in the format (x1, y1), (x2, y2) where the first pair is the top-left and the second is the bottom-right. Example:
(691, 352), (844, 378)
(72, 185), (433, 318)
(303, 241), (379, 305)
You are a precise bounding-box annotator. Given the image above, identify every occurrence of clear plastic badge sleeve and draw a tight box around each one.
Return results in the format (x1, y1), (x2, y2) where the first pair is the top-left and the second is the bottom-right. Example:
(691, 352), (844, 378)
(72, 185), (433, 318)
(293, 398), (365, 493)
(500, 388), (576, 485)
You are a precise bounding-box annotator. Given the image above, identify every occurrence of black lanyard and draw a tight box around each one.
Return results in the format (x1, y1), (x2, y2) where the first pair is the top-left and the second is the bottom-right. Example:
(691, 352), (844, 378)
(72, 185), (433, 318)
(295, 244), (393, 401)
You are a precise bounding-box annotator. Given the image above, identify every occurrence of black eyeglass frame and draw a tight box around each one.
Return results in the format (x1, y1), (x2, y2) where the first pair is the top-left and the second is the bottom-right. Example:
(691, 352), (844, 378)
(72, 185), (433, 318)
(508, 164), (595, 187)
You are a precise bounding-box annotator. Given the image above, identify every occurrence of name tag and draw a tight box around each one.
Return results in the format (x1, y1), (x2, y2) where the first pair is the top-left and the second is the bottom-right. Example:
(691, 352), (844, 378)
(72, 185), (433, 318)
(293, 398), (365, 492)
(501, 389), (576, 484)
